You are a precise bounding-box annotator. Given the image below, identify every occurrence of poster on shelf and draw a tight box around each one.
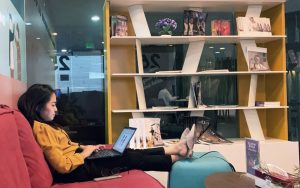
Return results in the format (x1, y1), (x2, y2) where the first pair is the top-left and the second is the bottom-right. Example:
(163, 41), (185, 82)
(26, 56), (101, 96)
(129, 118), (163, 149)
(0, 0), (26, 81)
(246, 138), (260, 175)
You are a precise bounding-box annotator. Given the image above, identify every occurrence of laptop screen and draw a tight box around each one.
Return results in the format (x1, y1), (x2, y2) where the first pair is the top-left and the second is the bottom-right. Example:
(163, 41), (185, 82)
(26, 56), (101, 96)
(113, 127), (136, 153)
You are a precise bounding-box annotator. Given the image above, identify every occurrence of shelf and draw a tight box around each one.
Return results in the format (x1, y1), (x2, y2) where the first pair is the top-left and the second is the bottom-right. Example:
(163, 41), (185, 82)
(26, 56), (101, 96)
(112, 71), (287, 77)
(110, 0), (285, 12)
(110, 35), (286, 45)
(112, 106), (288, 113)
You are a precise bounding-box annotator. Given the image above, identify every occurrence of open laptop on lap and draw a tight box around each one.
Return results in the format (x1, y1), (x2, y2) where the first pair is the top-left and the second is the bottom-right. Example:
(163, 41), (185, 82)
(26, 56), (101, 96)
(87, 127), (136, 160)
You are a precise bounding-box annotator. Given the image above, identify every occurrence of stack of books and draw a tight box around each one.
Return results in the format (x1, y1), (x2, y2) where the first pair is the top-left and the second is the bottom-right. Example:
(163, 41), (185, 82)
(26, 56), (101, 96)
(255, 101), (280, 107)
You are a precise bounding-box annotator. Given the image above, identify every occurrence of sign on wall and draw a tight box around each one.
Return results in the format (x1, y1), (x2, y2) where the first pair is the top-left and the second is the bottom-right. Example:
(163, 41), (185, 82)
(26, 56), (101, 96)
(0, 0), (26, 82)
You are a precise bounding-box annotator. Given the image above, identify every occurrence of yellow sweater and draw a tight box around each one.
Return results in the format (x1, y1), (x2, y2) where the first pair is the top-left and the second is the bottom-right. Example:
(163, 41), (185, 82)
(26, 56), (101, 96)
(33, 121), (84, 174)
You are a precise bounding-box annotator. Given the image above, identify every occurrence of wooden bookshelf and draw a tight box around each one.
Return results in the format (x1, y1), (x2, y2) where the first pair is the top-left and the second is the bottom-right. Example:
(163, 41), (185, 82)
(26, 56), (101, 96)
(104, 0), (298, 175)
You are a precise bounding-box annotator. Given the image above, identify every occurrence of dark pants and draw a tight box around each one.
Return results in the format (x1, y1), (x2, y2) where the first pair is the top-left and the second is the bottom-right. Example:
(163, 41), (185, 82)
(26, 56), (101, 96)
(53, 147), (172, 183)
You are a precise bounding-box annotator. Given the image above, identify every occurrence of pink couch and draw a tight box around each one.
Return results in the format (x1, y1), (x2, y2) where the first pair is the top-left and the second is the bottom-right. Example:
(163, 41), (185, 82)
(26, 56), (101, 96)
(0, 105), (164, 188)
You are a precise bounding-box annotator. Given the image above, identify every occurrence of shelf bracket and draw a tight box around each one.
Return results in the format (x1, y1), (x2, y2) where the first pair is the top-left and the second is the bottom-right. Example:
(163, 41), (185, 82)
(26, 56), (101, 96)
(246, 5), (262, 18)
(182, 41), (205, 73)
(136, 39), (144, 73)
(240, 40), (258, 106)
(243, 109), (265, 140)
(132, 112), (144, 118)
(134, 76), (147, 110)
(188, 76), (199, 108)
(128, 5), (151, 37)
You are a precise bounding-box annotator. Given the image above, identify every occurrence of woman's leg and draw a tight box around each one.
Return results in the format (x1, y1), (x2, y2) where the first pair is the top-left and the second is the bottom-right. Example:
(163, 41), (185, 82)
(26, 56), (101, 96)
(86, 149), (173, 177)
(52, 149), (173, 183)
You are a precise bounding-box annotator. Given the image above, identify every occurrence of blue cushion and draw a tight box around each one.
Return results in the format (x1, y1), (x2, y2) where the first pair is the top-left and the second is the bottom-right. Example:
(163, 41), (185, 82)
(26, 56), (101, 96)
(168, 151), (234, 188)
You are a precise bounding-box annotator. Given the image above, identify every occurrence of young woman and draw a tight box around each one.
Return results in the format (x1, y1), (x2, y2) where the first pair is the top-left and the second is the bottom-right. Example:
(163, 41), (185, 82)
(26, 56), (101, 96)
(18, 84), (195, 183)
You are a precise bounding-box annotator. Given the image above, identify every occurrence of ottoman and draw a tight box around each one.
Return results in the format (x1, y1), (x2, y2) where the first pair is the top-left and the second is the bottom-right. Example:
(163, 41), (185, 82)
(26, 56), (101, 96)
(168, 151), (235, 188)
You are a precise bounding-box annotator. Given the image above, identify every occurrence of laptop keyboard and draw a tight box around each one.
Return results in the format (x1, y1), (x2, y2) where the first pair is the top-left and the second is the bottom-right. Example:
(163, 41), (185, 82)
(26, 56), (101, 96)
(90, 149), (118, 158)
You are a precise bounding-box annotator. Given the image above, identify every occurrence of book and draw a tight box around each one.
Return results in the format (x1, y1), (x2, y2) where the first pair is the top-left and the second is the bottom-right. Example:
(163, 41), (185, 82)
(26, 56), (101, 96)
(254, 166), (296, 187)
(111, 15), (128, 36)
(247, 47), (270, 71)
(183, 10), (190, 36)
(236, 17), (272, 36)
(129, 118), (163, 149)
(151, 106), (179, 110)
(185, 10), (207, 36)
(194, 116), (232, 144)
(129, 118), (144, 149)
(211, 20), (231, 36)
(255, 101), (280, 107)
(246, 138), (260, 175)
(196, 129), (233, 145)
(155, 70), (181, 74)
(191, 81), (206, 107)
(201, 69), (229, 72)
(144, 118), (164, 147)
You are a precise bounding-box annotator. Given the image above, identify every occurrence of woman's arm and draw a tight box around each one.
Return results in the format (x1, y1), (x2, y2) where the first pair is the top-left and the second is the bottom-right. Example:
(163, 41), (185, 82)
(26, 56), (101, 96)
(33, 123), (85, 173)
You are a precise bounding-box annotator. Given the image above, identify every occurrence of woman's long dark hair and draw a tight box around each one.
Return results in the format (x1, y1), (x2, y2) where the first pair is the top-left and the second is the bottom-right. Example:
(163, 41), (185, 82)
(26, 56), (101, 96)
(18, 84), (56, 126)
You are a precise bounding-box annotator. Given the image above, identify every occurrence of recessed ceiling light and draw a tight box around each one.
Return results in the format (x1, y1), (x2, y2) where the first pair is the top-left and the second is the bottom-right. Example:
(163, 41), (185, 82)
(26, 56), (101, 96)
(220, 47), (226, 50)
(209, 46), (214, 49)
(91, 15), (100, 22)
(101, 41), (104, 44)
(215, 51), (220, 54)
(52, 32), (58, 36)
(61, 49), (67, 53)
(25, 22), (32, 26)
(36, 37), (40, 40)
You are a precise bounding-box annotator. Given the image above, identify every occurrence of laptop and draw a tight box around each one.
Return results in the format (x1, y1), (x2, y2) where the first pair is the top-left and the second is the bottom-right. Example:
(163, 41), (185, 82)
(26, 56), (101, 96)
(87, 127), (136, 160)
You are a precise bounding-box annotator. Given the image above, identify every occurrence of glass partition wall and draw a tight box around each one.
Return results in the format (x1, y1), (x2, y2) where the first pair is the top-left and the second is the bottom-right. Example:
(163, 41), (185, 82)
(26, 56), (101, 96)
(286, 0), (300, 152)
(25, 0), (105, 144)
(142, 11), (239, 139)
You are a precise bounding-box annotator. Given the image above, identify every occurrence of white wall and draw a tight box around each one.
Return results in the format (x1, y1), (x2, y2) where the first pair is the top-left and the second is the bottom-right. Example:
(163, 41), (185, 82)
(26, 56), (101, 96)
(0, 0), (26, 81)
(25, 0), (55, 87)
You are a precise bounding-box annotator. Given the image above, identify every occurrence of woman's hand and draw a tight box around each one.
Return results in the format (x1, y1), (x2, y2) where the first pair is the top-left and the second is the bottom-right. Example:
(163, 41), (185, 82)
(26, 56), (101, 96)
(95, 144), (106, 150)
(79, 145), (99, 159)
(79, 144), (106, 159)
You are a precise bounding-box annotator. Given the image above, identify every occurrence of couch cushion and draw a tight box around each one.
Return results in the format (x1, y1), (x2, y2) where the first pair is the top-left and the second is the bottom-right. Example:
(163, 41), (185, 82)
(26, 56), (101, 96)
(14, 110), (53, 188)
(0, 106), (31, 188)
(52, 170), (163, 188)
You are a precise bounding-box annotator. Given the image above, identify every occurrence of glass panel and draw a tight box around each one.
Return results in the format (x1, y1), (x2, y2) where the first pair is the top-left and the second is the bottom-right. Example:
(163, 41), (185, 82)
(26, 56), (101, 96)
(286, 0), (300, 145)
(142, 12), (239, 139)
(50, 0), (105, 144)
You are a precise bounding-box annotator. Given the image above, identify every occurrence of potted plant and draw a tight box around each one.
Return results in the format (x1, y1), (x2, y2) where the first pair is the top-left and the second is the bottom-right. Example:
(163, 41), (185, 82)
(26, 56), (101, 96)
(155, 18), (177, 36)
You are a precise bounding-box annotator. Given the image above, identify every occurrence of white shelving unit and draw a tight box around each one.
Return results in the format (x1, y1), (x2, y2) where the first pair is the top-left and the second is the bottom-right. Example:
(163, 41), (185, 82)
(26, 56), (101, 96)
(106, 0), (299, 180)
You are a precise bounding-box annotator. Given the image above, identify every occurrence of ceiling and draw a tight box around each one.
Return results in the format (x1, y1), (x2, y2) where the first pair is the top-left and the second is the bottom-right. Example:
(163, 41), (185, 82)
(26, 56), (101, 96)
(29, 0), (105, 55)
